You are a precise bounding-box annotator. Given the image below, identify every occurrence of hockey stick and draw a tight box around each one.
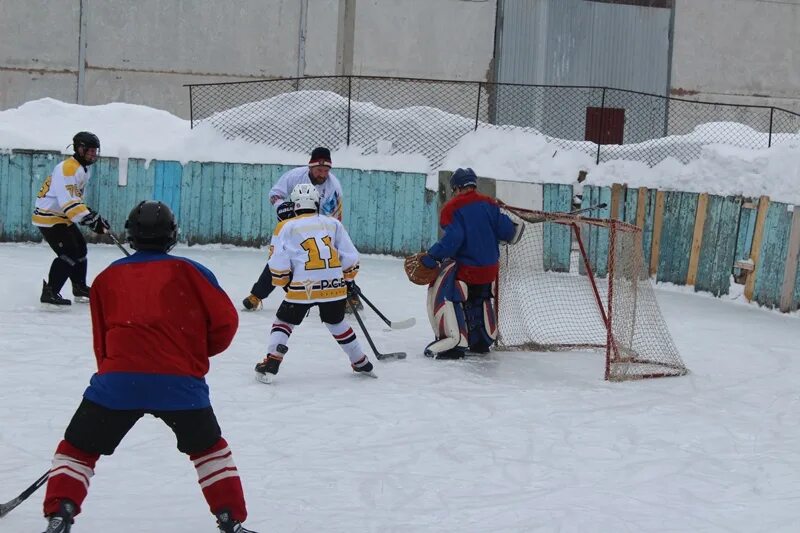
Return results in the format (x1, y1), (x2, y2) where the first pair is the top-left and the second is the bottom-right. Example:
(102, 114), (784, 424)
(0, 470), (49, 518)
(502, 202), (608, 224)
(352, 286), (415, 330)
(347, 299), (407, 360)
(569, 202), (607, 216)
(107, 232), (131, 257)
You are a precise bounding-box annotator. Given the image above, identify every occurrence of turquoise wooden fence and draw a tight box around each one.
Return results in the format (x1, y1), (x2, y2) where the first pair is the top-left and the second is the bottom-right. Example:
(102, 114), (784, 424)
(5, 150), (800, 313)
(0, 151), (438, 256)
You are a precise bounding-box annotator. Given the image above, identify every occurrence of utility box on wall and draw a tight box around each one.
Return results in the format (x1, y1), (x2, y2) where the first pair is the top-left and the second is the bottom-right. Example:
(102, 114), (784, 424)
(585, 107), (626, 144)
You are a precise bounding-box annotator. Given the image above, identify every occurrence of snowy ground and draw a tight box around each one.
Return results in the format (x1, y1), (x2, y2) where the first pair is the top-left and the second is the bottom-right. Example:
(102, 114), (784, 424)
(1, 243), (799, 532)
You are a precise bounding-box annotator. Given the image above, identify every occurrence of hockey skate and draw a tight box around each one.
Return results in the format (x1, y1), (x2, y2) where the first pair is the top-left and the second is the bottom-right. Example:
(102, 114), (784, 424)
(72, 282), (91, 303)
(216, 509), (259, 533)
(40, 280), (71, 307)
(42, 499), (76, 533)
(254, 345), (287, 384)
(424, 346), (466, 360)
(352, 355), (377, 378)
(242, 294), (262, 311)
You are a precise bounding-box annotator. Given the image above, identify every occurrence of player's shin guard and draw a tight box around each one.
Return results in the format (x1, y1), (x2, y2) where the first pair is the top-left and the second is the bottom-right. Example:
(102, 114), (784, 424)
(464, 285), (498, 353)
(325, 320), (367, 365)
(190, 437), (247, 523)
(43, 440), (99, 517)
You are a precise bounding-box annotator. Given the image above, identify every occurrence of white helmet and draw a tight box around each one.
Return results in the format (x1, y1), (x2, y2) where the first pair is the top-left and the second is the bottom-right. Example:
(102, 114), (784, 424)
(290, 183), (320, 212)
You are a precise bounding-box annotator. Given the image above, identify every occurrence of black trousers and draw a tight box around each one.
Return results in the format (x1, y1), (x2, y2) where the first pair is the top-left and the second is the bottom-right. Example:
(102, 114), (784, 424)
(276, 298), (346, 326)
(39, 224), (88, 293)
(64, 398), (222, 456)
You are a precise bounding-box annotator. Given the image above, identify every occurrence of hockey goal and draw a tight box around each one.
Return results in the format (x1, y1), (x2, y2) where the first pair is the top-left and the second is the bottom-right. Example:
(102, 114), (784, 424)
(496, 205), (688, 381)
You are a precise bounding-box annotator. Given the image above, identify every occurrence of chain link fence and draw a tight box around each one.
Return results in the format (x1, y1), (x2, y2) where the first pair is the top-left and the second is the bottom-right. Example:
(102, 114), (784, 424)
(187, 76), (800, 170)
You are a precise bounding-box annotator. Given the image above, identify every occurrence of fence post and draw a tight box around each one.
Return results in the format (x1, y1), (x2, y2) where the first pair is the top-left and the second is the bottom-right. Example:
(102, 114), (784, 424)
(596, 87), (606, 165)
(474, 82), (482, 131)
(189, 86), (194, 129)
(768, 107), (774, 148)
(346, 76), (352, 146)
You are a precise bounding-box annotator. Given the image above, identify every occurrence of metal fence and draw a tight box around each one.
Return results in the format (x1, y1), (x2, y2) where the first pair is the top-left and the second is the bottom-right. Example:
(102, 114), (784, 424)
(187, 76), (800, 170)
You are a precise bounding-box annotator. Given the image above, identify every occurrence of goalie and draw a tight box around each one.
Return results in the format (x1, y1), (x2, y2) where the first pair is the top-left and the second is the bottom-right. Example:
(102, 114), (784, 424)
(408, 168), (522, 360)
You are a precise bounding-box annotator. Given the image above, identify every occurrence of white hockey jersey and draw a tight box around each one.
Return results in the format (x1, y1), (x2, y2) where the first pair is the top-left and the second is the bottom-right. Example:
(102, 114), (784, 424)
(32, 157), (92, 227)
(268, 166), (343, 220)
(269, 213), (359, 303)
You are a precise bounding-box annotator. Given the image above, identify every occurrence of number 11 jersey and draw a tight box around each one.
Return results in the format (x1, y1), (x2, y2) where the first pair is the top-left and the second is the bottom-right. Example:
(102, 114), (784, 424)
(269, 213), (360, 303)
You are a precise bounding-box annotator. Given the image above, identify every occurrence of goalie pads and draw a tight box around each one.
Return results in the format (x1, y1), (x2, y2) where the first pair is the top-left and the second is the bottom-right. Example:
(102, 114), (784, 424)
(463, 282), (498, 353)
(425, 261), (468, 357)
(404, 252), (438, 285)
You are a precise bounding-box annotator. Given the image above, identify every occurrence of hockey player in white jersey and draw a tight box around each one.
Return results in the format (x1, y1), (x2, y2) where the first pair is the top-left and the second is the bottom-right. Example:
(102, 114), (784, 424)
(254, 183), (376, 383)
(32, 131), (110, 306)
(242, 147), (364, 312)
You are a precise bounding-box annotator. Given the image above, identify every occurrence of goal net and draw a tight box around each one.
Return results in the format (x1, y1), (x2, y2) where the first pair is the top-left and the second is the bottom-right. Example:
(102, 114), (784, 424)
(496, 205), (688, 381)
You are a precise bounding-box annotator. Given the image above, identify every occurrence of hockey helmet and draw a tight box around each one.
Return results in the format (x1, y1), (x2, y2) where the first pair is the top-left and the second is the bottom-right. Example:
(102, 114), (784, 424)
(449, 168), (478, 190)
(72, 131), (101, 166)
(276, 200), (297, 221)
(291, 183), (320, 213)
(125, 200), (178, 252)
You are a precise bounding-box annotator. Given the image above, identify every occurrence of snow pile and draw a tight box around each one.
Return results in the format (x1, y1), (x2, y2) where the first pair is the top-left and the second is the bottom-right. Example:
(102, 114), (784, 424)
(1, 96), (800, 202)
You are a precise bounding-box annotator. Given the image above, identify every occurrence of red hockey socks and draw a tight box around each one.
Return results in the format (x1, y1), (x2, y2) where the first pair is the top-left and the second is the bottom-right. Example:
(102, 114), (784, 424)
(43, 440), (99, 517)
(190, 437), (247, 522)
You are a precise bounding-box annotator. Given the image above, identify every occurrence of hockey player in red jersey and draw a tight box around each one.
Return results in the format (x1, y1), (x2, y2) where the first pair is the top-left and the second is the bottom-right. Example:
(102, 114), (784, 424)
(40, 201), (257, 533)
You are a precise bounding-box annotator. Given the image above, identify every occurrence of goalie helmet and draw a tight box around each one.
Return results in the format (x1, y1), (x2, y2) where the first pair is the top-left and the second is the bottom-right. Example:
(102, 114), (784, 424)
(449, 167), (478, 190)
(125, 200), (178, 252)
(290, 183), (320, 213)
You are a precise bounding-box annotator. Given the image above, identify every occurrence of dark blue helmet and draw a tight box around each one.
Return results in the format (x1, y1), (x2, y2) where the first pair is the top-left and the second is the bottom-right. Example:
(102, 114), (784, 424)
(449, 168), (478, 190)
(276, 200), (296, 221)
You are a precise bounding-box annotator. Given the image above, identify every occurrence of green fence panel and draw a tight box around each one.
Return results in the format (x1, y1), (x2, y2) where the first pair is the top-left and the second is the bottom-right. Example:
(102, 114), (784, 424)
(580, 185), (612, 277)
(695, 195), (742, 296)
(753, 202), (793, 308)
(656, 191), (698, 284)
(542, 183), (573, 272)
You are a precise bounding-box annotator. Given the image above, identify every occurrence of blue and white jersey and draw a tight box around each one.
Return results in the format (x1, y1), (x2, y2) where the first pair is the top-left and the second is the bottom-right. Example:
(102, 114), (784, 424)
(268, 166), (343, 220)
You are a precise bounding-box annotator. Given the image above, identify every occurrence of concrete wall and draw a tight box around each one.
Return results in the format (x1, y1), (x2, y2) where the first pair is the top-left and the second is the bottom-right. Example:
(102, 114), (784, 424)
(0, 0), (496, 118)
(351, 0), (496, 81)
(671, 0), (800, 114)
(0, 0), (80, 107)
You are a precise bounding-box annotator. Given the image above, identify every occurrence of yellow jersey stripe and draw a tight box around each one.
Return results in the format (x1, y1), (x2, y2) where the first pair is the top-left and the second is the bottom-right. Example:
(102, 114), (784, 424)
(285, 286), (347, 301)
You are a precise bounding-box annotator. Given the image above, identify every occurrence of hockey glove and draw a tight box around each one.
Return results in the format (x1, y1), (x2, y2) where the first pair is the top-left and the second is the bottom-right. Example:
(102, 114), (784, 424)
(346, 281), (360, 298)
(80, 209), (110, 234)
(404, 252), (439, 285)
(420, 254), (438, 269)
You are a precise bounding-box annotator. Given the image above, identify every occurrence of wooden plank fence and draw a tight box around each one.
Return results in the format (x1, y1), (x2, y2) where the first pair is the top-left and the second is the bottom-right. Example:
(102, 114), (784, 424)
(0, 152), (438, 256)
(5, 151), (800, 313)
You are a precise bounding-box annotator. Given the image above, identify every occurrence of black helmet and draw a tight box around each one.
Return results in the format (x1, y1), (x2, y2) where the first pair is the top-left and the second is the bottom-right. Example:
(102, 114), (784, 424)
(72, 131), (100, 166)
(72, 131), (100, 150)
(125, 201), (178, 252)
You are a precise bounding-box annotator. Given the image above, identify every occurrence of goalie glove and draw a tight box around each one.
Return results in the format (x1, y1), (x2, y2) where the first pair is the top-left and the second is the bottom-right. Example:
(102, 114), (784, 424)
(404, 252), (439, 285)
(80, 209), (110, 234)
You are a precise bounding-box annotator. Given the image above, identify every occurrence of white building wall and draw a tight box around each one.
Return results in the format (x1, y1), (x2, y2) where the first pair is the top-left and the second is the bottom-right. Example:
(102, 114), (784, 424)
(671, 0), (800, 114)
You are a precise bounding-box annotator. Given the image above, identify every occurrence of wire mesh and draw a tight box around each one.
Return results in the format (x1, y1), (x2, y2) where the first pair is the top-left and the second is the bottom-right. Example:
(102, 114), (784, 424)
(187, 76), (800, 170)
(495, 208), (688, 381)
